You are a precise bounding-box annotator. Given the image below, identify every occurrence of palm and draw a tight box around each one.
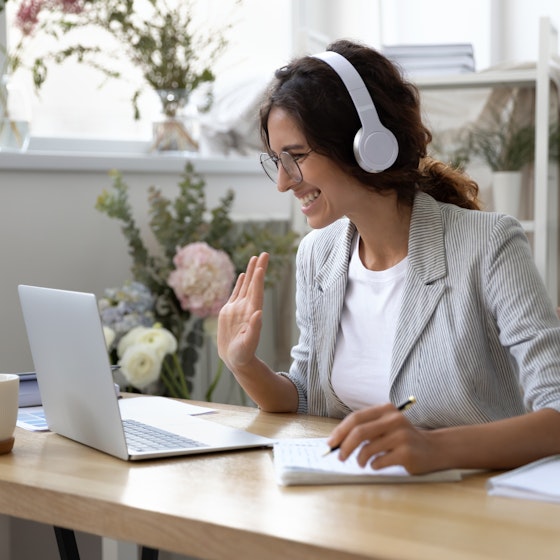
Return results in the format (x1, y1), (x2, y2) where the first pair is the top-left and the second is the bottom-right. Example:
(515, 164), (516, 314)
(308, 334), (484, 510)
(217, 253), (269, 369)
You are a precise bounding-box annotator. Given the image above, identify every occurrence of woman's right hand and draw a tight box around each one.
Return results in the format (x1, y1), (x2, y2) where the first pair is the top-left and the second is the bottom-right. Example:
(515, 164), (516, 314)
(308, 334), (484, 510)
(217, 252), (269, 372)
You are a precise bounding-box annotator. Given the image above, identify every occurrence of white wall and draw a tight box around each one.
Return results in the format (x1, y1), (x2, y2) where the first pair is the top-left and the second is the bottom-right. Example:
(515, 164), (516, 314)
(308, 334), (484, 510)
(500, 0), (560, 63)
(379, 0), (493, 69)
(0, 158), (292, 376)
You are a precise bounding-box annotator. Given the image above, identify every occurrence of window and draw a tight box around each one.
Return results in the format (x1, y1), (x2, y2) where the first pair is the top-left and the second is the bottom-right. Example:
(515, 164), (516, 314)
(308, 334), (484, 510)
(4, 0), (554, 146)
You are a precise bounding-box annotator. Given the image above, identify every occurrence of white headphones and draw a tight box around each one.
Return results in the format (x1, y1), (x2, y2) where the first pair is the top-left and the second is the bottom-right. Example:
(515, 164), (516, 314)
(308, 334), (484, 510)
(312, 51), (399, 173)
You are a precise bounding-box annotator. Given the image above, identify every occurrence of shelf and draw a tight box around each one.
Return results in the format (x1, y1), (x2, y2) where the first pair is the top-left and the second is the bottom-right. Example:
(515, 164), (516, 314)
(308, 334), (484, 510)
(414, 17), (559, 304)
(414, 68), (539, 89)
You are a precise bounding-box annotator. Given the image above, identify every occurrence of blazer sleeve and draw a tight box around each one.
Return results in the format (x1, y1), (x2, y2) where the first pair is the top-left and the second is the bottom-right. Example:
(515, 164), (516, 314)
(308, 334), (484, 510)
(484, 214), (560, 413)
(278, 233), (313, 414)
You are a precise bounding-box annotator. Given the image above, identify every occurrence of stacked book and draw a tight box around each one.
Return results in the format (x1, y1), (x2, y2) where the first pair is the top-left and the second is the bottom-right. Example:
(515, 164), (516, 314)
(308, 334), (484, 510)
(18, 373), (42, 407)
(382, 43), (475, 77)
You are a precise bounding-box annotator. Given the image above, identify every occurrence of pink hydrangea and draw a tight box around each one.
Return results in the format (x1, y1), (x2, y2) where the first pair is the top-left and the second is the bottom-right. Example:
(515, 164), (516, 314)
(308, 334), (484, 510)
(167, 242), (236, 318)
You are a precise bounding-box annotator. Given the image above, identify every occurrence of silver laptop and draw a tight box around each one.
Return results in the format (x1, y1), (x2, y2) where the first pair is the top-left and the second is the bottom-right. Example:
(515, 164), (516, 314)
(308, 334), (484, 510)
(18, 284), (273, 461)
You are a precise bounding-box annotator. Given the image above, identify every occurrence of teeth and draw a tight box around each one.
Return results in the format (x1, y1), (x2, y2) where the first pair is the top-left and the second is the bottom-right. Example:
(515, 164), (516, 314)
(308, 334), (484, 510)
(300, 191), (320, 207)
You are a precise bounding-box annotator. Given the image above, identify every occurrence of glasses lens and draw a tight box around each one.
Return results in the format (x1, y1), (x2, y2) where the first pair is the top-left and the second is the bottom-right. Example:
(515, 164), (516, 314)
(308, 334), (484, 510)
(260, 153), (278, 183)
(279, 152), (302, 183)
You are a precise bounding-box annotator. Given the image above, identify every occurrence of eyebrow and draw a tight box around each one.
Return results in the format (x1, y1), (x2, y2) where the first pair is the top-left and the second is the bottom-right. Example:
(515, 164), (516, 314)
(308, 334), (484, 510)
(278, 143), (309, 153)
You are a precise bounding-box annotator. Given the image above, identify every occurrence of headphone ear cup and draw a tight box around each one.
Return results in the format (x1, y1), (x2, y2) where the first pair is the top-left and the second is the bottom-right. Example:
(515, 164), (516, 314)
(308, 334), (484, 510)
(312, 51), (400, 173)
(353, 128), (399, 173)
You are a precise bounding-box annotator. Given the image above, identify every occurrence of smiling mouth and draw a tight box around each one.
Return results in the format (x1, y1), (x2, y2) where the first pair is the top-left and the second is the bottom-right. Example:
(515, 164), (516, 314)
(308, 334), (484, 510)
(299, 190), (320, 208)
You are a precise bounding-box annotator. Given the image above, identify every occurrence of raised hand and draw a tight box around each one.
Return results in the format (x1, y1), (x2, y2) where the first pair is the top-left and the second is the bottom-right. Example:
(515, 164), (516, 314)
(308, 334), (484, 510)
(217, 252), (269, 372)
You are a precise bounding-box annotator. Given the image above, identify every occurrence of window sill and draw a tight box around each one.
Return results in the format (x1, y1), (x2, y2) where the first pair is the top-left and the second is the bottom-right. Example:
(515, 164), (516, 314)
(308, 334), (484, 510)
(0, 137), (261, 174)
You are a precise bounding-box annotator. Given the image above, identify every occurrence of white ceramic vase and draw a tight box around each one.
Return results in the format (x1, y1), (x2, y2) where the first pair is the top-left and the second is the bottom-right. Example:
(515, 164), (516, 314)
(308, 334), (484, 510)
(492, 170), (523, 218)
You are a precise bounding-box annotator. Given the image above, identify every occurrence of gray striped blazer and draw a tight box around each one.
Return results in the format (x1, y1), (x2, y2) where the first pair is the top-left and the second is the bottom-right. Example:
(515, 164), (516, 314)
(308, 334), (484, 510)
(281, 191), (560, 427)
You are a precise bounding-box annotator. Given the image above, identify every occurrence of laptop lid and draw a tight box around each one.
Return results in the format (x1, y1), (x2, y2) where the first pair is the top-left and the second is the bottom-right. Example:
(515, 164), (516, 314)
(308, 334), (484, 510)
(18, 285), (273, 460)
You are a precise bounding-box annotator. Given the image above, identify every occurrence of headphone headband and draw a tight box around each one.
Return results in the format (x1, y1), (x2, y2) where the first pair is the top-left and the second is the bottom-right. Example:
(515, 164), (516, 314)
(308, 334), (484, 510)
(312, 51), (399, 173)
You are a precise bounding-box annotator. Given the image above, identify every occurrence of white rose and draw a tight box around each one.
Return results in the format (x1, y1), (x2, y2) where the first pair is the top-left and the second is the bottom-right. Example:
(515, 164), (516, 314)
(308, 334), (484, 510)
(117, 326), (148, 358)
(134, 326), (177, 358)
(118, 343), (163, 390)
(117, 325), (177, 359)
(103, 326), (116, 349)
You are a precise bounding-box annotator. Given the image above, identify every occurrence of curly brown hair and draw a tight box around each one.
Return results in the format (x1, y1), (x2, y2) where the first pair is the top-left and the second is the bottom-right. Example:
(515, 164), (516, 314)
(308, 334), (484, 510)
(260, 39), (480, 210)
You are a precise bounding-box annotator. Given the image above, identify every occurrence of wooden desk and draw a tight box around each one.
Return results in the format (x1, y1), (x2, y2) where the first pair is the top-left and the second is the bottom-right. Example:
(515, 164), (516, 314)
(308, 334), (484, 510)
(1, 401), (559, 560)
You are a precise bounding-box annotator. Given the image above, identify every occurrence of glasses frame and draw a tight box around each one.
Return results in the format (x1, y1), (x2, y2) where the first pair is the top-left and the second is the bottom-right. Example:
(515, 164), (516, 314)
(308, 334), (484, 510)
(259, 149), (313, 185)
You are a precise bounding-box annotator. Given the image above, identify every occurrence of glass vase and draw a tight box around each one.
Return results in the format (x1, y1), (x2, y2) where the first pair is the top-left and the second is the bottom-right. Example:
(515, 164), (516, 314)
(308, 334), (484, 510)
(0, 74), (31, 152)
(151, 88), (199, 153)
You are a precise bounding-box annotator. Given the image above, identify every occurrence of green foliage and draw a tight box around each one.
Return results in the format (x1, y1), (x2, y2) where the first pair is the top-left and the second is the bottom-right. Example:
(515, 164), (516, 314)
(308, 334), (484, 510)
(96, 162), (298, 291)
(470, 116), (535, 172)
(549, 122), (560, 161)
(430, 129), (473, 171)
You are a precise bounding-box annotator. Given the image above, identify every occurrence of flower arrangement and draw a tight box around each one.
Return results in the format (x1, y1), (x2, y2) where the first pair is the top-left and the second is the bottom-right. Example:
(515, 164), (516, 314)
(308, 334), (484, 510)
(96, 163), (298, 400)
(1, 0), (86, 147)
(1, 0), (230, 119)
(1, 0), (232, 150)
(1, 0), (84, 78)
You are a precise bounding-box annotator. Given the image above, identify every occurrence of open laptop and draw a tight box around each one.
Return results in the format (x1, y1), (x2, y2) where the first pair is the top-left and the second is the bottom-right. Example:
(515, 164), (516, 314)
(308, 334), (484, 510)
(18, 284), (273, 461)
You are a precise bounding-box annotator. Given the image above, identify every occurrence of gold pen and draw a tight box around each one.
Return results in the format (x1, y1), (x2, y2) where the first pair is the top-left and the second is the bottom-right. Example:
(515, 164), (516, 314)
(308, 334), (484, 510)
(322, 396), (417, 457)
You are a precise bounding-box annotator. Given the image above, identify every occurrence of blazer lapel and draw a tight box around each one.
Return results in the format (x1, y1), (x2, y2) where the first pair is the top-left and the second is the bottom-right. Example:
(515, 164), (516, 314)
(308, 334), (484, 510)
(390, 193), (447, 382)
(312, 222), (355, 395)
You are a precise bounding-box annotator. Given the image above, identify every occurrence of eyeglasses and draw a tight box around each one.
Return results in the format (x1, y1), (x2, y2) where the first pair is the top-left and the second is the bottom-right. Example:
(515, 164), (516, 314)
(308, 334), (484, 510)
(259, 150), (313, 185)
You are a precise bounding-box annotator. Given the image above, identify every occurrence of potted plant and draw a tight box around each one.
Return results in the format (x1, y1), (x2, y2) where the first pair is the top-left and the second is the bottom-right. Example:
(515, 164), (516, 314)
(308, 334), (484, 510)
(468, 103), (536, 218)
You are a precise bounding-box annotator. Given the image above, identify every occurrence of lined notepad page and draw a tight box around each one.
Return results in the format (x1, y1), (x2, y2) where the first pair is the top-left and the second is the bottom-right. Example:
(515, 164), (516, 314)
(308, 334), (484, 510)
(276, 438), (413, 474)
(273, 438), (463, 485)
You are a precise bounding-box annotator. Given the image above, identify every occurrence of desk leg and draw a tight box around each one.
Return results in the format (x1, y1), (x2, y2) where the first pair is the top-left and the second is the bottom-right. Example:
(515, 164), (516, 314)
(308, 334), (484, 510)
(102, 538), (159, 560)
(141, 547), (159, 560)
(0, 515), (10, 559)
(54, 526), (80, 560)
(102, 538), (136, 560)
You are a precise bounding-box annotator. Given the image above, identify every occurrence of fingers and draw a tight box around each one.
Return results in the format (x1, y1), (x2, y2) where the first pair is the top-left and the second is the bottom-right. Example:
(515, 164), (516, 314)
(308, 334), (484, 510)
(229, 272), (246, 301)
(233, 253), (269, 301)
(217, 254), (268, 371)
(327, 404), (411, 466)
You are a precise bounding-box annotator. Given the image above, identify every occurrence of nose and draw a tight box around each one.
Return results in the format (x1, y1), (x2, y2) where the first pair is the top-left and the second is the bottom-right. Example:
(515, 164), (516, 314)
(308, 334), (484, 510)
(276, 165), (295, 193)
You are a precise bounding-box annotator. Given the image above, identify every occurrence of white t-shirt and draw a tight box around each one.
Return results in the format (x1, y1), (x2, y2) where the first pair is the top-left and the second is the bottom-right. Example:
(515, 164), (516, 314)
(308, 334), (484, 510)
(331, 235), (408, 411)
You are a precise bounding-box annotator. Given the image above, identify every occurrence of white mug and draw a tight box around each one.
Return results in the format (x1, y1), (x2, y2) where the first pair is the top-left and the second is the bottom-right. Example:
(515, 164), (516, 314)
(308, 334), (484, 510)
(0, 374), (20, 452)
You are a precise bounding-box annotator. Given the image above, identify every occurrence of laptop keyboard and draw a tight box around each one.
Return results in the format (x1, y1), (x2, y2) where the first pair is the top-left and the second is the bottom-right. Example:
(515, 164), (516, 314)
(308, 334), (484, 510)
(123, 418), (205, 453)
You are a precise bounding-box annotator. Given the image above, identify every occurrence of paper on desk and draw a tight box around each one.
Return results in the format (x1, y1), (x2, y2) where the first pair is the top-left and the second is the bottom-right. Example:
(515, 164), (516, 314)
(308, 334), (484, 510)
(487, 455), (560, 503)
(17, 406), (49, 431)
(273, 438), (463, 486)
(16, 397), (215, 433)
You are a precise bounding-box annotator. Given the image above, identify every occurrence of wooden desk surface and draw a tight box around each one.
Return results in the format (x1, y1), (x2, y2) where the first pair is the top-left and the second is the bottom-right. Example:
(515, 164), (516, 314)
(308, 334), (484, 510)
(1, 400), (559, 560)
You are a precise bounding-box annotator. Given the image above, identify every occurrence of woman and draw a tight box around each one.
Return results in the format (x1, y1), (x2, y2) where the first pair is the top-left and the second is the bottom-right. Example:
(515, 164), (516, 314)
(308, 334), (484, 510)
(217, 39), (560, 474)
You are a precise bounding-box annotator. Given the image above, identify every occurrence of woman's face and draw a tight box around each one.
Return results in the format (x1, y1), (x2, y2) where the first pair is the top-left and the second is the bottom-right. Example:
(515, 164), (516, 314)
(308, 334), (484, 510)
(266, 106), (368, 230)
